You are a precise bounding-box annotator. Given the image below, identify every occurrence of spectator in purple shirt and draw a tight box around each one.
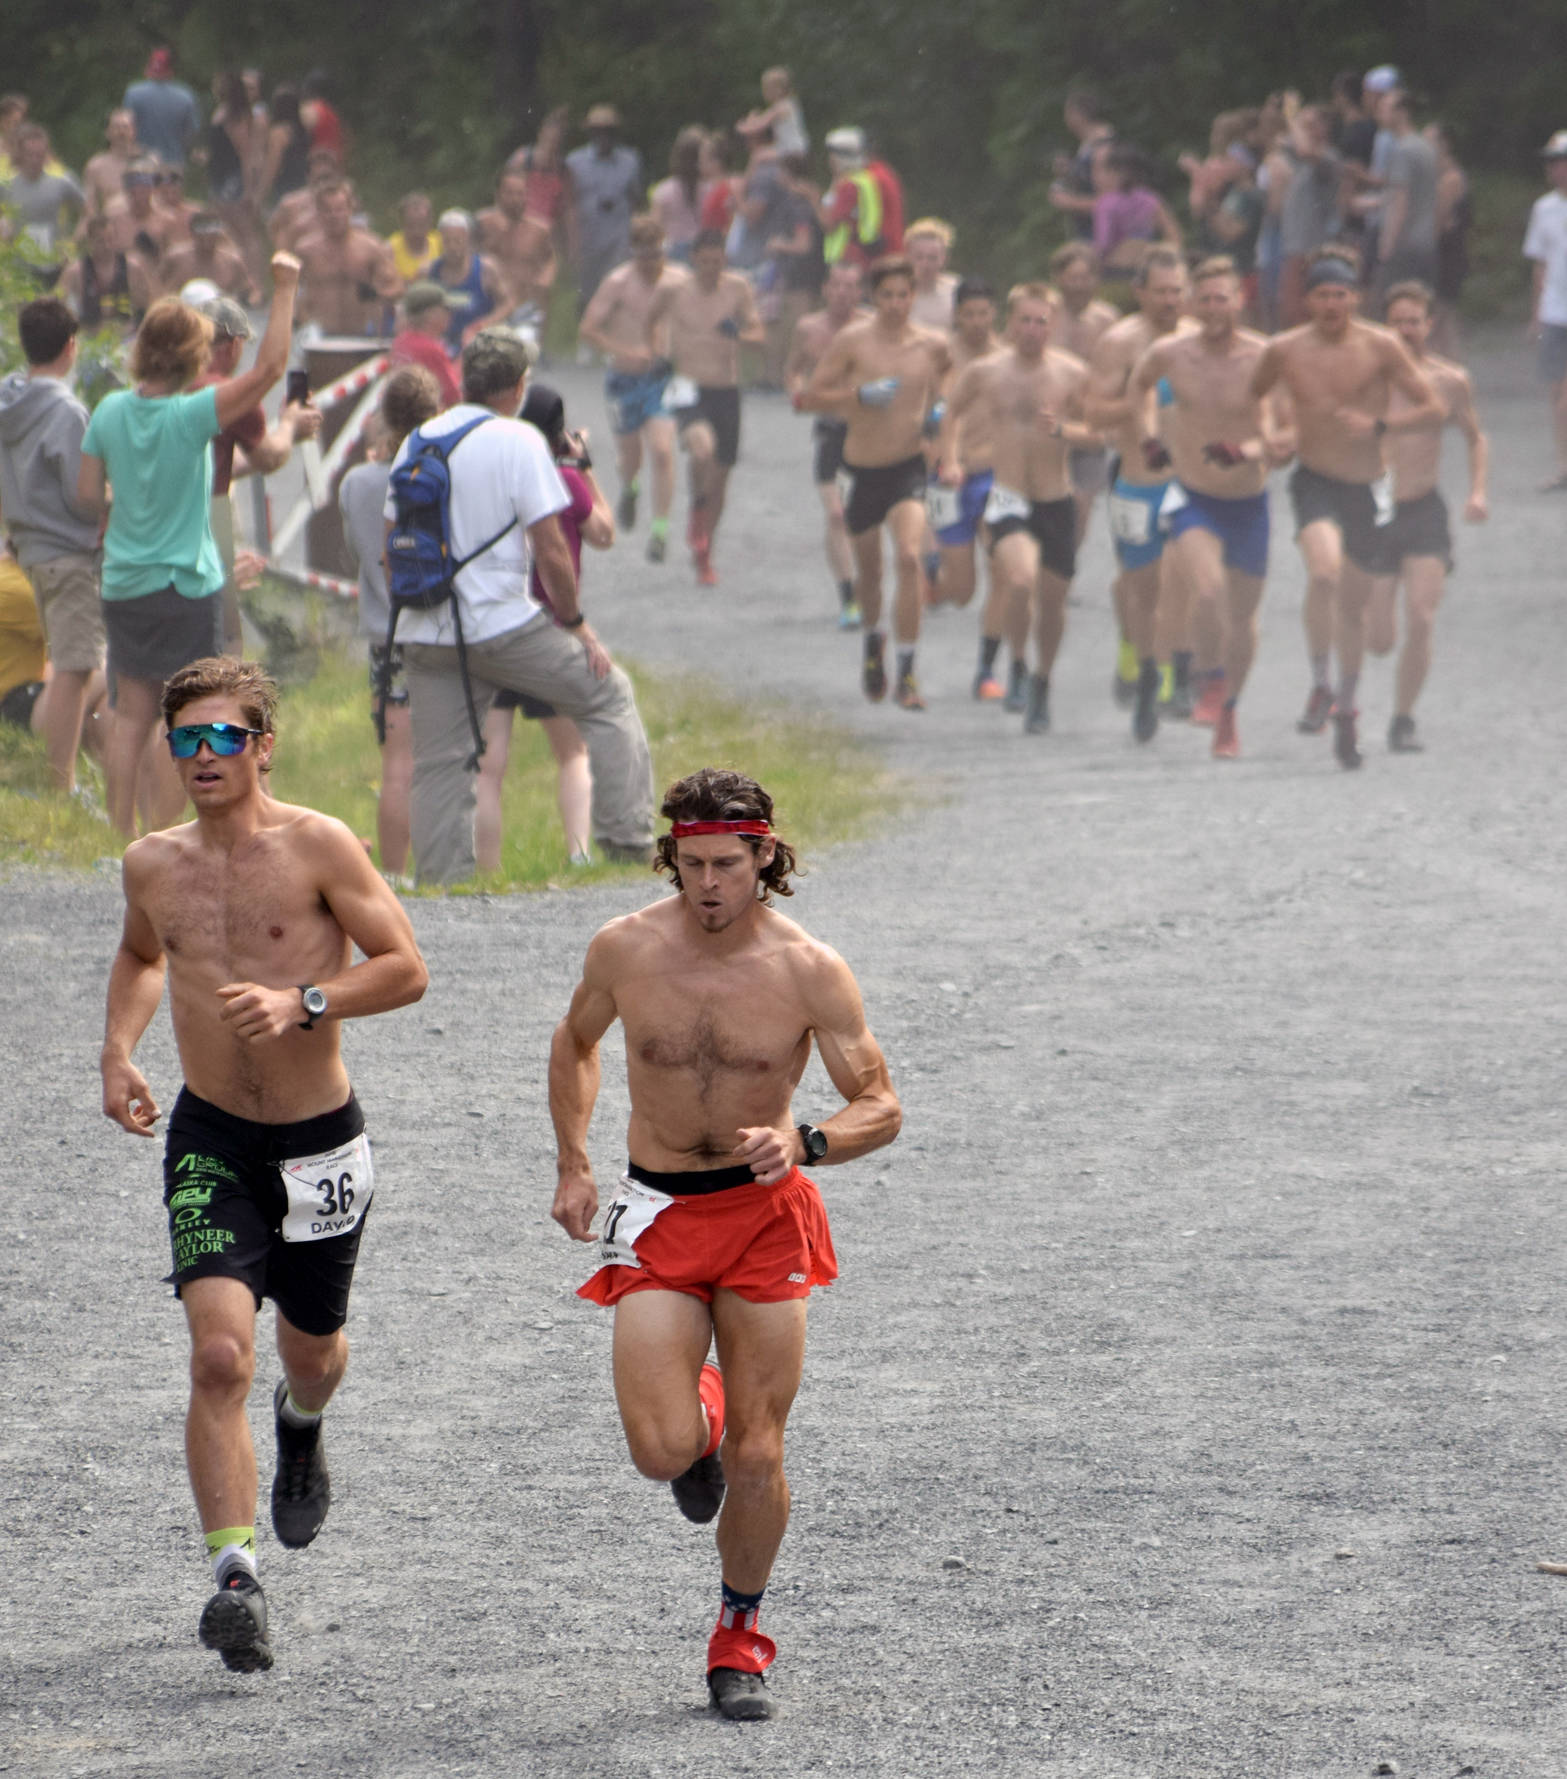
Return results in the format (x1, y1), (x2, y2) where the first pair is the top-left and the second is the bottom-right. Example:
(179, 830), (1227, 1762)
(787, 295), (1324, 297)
(1092, 147), (1183, 274)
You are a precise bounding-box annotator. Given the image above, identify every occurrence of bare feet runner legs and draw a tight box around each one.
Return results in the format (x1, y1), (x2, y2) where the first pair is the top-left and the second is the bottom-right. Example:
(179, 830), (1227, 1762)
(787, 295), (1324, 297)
(1365, 280), (1489, 752)
(1250, 246), (1441, 768)
(942, 282), (1093, 735)
(800, 255), (952, 709)
(578, 215), (688, 564)
(99, 657), (427, 1674)
(646, 229), (763, 587)
(549, 768), (900, 1721)
(1129, 256), (1295, 757)
(786, 260), (869, 627)
(1086, 248), (1193, 733)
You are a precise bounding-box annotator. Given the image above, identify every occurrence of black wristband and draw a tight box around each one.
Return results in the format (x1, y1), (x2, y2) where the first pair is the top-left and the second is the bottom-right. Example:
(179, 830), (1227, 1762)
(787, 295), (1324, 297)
(559, 611), (586, 629)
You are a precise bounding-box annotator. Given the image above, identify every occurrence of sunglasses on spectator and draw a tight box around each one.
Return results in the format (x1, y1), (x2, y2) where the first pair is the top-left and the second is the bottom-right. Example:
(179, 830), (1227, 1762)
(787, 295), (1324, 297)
(167, 722), (266, 758)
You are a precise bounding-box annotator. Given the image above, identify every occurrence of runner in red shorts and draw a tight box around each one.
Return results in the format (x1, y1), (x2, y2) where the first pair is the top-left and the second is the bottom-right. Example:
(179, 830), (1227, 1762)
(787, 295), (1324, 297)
(549, 766), (901, 1721)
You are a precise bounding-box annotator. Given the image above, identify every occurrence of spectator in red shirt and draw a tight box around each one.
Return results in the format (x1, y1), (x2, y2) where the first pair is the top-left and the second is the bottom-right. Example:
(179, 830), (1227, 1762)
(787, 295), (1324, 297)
(301, 71), (343, 159)
(389, 283), (462, 409)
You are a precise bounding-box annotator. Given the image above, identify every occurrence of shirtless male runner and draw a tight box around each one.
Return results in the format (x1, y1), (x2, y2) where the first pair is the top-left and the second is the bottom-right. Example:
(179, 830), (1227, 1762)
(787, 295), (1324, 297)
(100, 657), (428, 1674)
(924, 278), (1003, 675)
(942, 282), (1093, 735)
(1365, 280), (1489, 753)
(1130, 256), (1294, 756)
(1086, 247), (1193, 725)
(1047, 243), (1118, 550)
(646, 228), (763, 586)
(105, 157), (180, 274)
(549, 766), (900, 1721)
(579, 214), (688, 563)
(477, 168), (557, 325)
(296, 180), (402, 338)
(801, 254), (952, 708)
(785, 258), (868, 626)
(1251, 247), (1442, 768)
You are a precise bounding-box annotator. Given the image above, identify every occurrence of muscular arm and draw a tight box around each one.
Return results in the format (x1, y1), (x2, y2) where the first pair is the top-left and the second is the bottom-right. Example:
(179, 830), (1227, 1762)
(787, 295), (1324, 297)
(735, 944), (901, 1184)
(798, 328), (857, 415)
(213, 253), (299, 429)
(1380, 336), (1443, 433)
(1085, 334), (1138, 431)
(101, 850), (169, 1136)
(1450, 371), (1490, 518)
(214, 818), (428, 1041)
(1249, 338), (1284, 400)
(549, 935), (620, 1239)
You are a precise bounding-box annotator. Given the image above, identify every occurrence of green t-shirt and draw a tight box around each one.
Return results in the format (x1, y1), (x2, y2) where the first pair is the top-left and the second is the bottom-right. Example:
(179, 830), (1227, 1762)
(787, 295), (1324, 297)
(82, 385), (222, 601)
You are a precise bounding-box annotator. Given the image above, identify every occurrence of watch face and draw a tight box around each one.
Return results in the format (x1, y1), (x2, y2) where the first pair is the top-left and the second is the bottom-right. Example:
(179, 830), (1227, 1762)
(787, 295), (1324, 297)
(303, 987), (328, 1016)
(802, 1125), (827, 1161)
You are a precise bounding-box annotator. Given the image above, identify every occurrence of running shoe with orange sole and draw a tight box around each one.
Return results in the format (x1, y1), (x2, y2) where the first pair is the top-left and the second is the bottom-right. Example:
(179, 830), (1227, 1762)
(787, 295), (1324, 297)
(972, 674), (1003, 701)
(1212, 705), (1240, 758)
(1192, 674), (1226, 726)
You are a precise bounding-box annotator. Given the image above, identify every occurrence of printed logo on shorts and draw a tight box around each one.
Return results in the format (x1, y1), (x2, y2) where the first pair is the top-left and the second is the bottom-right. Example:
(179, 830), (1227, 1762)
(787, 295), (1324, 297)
(788, 1272), (808, 1284)
(168, 1184), (214, 1210)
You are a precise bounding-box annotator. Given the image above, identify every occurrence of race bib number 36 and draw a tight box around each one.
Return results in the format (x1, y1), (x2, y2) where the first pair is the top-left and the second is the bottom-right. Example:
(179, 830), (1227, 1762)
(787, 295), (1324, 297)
(280, 1131), (374, 1243)
(598, 1175), (675, 1268)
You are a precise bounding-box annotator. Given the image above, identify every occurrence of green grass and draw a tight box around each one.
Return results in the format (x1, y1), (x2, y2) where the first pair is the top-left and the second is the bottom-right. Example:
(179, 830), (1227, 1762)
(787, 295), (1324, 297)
(0, 648), (903, 888)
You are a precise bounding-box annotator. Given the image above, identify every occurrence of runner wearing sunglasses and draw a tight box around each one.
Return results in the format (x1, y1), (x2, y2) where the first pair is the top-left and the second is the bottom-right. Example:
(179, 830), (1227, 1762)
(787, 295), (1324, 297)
(100, 656), (428, 1676)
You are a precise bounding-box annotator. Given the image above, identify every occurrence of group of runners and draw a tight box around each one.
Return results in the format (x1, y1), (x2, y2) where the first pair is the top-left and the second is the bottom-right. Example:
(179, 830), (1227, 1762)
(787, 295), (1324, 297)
(625, 229), (1486, 765)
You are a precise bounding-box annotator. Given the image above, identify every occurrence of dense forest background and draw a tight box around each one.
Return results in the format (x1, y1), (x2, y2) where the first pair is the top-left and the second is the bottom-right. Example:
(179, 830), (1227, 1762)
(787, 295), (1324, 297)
(9, 0), (1558, 313)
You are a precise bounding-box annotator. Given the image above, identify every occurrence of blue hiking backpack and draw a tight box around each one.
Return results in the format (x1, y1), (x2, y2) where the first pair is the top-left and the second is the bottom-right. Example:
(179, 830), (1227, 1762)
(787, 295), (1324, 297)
(376, 413), (518, 769)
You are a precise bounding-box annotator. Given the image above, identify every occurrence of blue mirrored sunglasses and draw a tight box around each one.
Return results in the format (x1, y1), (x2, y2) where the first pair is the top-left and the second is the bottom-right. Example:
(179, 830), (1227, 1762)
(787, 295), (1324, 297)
(167, 722), (265, 759)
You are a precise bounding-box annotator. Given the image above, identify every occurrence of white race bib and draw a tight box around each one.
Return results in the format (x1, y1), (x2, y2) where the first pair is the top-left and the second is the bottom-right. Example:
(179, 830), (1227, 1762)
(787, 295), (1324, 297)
(835, 467), (855, 506)
(925, 483), (961, 530)
(663, 375), (699, 412)
(280, 1132), (374, 1244)
(1158, 481), (1189, 522)
(1371, 472), (1395, 527)
(1108, 490), (1153, 547)
(983, 484), (1031, 525)
(598, 1175), (675, 1268)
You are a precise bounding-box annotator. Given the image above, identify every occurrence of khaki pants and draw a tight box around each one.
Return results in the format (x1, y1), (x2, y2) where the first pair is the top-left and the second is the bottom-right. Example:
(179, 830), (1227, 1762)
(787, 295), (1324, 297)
(404, 615), (654, 885)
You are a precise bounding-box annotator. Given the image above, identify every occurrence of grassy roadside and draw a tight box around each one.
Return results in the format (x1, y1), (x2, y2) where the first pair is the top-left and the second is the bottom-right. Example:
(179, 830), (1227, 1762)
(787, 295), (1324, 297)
(0, 648), (902, 889)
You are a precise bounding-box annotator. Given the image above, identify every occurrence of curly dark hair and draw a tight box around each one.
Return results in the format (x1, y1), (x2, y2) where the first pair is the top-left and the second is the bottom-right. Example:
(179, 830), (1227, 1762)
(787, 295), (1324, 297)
(654, 767), (800, 902)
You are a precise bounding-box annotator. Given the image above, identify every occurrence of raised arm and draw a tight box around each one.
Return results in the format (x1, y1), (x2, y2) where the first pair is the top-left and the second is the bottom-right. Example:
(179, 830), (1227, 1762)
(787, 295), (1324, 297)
(549, 933), (621, 1240)
(734, 943), (901, 1185)
(213, 817), (428, 1042)
(101, 848), (169, 1137)
(213, 251), (300, 429)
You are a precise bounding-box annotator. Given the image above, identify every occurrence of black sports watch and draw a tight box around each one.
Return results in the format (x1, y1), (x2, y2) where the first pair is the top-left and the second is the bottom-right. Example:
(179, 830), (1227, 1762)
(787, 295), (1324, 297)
(796, 1122), (829, 1164)
(297, 985), (328, 1030)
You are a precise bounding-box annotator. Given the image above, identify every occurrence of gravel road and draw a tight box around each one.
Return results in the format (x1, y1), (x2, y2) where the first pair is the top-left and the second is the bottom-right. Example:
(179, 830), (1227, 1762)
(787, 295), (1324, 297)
(4, 335), (1566, 1778)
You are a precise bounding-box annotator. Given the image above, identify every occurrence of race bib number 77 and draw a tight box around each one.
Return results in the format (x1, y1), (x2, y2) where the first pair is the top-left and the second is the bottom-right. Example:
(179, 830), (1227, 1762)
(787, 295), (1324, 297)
(280, 1131), (374, 1243)
(599, 1175), (675, 1268)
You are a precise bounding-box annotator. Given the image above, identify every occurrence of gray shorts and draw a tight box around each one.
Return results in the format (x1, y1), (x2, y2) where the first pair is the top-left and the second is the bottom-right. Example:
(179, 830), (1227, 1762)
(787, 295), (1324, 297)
(1539, 324), (1567, 387)
(103, 584), (223, 699)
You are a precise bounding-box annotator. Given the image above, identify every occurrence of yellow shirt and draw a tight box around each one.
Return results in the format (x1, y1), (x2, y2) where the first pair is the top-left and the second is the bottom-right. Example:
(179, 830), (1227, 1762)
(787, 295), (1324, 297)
(389, 231), (436, 285)
(0, 556), (46, 698)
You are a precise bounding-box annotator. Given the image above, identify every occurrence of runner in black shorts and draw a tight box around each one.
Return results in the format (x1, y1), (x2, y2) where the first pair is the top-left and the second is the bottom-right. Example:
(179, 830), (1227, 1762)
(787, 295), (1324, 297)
(842, 453), (927, 537)
(1288, 464), (1385, 572)
(101, 658), (427, 1676)
(984, 497), (1077, 580)
(677, 386), (742, 468)
(812, 417), (847, 486)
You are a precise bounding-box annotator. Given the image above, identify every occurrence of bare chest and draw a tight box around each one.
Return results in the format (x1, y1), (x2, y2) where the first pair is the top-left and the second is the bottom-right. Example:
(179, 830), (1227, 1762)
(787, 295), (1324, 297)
(1289, 339), (1385, 412)
(623, 989), (807, 1096)
(1172, 348), (1258, 420)
(152, 852), (336, 981)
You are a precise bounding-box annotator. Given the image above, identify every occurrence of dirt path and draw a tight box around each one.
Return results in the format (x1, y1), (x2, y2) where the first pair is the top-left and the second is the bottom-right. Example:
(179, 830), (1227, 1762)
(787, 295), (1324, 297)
(4, 336), (1567, 1777)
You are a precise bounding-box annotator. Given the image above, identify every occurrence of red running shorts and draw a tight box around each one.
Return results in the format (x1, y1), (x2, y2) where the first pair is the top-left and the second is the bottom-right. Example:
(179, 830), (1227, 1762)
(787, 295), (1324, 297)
(577, 1167), (838, 1307)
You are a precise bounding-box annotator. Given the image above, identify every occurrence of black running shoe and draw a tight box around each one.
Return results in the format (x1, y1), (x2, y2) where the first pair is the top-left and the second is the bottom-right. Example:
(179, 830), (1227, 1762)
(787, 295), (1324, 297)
(617, 485), (638, 531)
(1166, 678), (1195, 722)
(1333, 709), (1362, 770)
(1002, 660), (1028, 713)
(671, 1450), (726, 1524)
(1023, 674), (1051, 735)
(198, 1571), (273, 1673)
(1388, 714), (1423, 752)
(709, 1667), (773, 1721)
(1132, 661), (1160, 743)
(271, 1380), (330, 1549)
(1297, 685), (1335, 734)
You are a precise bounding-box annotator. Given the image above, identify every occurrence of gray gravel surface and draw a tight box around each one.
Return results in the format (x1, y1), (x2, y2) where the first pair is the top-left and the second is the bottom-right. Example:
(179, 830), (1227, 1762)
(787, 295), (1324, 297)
(4, 336), (1566, 1777)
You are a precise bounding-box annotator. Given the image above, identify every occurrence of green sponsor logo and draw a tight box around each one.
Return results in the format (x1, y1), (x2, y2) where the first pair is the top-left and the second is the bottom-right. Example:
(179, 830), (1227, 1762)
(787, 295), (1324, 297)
(168, 1184), (213, 1210)
(175, 1152), (238, 1183)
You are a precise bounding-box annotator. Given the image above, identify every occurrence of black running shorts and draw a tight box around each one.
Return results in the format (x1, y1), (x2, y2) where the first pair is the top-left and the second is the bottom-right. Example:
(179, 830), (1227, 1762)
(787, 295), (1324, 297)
(1375, 489), (1452, 573)
(842, 454), (928, 536)
(162, 1088), (372, 1336)
(677, 386), (742, 467)
(1289, 465), (1384, 573)
(813, 418), (848, 486)
(987, 494), (1078, 580)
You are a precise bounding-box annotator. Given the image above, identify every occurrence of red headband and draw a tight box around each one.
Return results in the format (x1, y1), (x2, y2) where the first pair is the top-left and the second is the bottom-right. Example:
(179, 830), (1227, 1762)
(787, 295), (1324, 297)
(669, 819), (771, 838)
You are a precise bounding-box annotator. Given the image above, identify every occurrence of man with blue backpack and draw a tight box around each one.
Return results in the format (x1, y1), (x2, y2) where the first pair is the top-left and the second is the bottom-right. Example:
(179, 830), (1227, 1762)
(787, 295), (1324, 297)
(382, 328), (655, 883)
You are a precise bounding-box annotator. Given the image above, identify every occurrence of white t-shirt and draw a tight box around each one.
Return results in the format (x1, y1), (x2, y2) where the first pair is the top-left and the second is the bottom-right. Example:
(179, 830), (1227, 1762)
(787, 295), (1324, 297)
(383, 403), (569, 645)
(1524, 191), (1567, 328)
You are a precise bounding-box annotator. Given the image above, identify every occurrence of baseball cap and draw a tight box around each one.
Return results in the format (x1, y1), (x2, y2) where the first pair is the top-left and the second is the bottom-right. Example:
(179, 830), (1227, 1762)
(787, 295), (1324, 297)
(147, 48), (173, 78)
(1363, 65), (1402, 94)
(1543, 131), (1567, 160)
(403, 280), (449, 318)
(585, 104), (620, 130)
(201, 295), (253, 340)
(825, 127), (866, 158)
